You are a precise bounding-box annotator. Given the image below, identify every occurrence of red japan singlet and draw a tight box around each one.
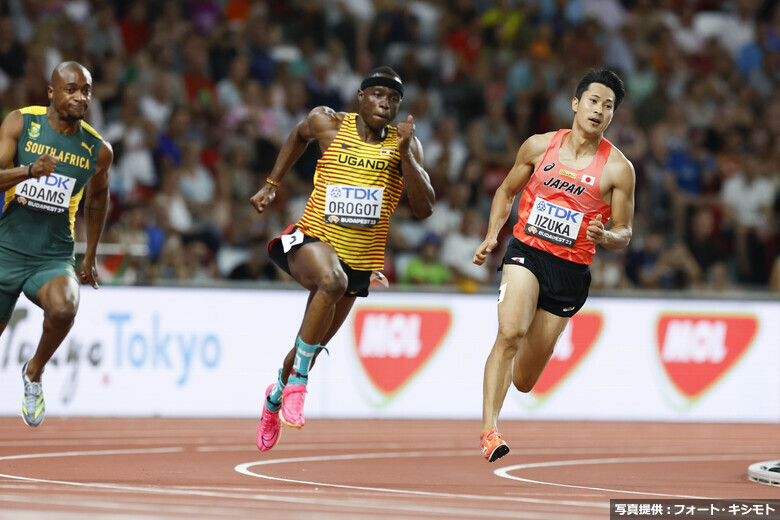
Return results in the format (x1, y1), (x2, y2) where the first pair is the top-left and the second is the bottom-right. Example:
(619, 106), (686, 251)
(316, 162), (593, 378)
(513, 129), (612, 265)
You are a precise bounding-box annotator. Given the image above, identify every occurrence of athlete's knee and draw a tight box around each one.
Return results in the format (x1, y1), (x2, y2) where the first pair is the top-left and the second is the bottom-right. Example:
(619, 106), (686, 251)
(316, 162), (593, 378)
(496, 322), (529, 347)
(44, 300), (78, 327)
(316, 268), (348, 299)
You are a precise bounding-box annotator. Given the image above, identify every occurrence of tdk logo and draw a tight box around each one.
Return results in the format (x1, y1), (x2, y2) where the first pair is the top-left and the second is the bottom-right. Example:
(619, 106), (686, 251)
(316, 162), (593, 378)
(333, 186), (380, 201)
(33, 175), (72, 190)
(536, 201), (580, 223)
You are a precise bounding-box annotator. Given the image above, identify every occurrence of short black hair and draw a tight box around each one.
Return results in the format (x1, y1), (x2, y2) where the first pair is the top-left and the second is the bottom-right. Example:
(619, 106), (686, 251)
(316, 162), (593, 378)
(575, 69), (625, 109)
(367, 66), (401, 81)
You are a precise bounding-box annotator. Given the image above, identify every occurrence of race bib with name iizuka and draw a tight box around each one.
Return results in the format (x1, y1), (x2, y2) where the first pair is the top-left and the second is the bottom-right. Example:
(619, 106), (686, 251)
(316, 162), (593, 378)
(14, 173), (76, 214)
(523, 196), (584, 248)
(324, 184), (384, 227)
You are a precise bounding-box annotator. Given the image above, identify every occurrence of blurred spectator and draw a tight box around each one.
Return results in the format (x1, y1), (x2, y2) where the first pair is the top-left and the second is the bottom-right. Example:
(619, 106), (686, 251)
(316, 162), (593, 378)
(228, 237), (280, 281)
(424, 116), (468, 183)
(102, 84), (158, 205)
(119, 0), (150, 56)
(86, 3), (123, 60)
(0, 16), (27, 79)
(720, 155), (777, 285)
(139, 73), (178, 131)
(441, 208), (491, 292)
(401, 233), (452, 286)
(468, 96), (518, 197)
(625, 227), (702, 290)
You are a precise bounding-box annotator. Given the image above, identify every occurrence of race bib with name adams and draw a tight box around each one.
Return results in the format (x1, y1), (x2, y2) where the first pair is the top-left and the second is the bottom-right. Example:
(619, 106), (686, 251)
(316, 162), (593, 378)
(523, 195), (584, 248)
(14, 173), (76, 214)
(324, 184), (384, 228)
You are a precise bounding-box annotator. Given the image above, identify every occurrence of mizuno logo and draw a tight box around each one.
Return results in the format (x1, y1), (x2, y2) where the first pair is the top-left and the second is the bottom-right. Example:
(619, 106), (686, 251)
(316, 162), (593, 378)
(81, 142), (95, 156)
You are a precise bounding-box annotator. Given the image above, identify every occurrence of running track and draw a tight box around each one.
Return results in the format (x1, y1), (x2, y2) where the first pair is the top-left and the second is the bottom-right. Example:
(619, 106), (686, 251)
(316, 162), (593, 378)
(0, 418), (777, 519)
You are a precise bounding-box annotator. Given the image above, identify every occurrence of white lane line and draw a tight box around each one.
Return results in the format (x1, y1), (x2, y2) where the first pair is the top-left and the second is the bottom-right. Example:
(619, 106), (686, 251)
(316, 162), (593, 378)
(0, 446), (594, 519)
(0, 447), (183, 461)
(495, 454), (761, 499)
(236, 450), (607, 510)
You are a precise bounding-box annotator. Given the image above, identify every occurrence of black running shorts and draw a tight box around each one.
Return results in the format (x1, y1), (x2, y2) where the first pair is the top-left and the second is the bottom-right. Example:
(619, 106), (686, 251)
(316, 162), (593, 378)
(268, 225), (372, 297)
(500, 238), (591, 317)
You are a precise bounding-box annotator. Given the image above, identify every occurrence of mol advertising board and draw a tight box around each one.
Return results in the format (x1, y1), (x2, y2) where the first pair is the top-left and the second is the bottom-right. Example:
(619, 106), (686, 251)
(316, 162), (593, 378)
(0, 288), (777, 421)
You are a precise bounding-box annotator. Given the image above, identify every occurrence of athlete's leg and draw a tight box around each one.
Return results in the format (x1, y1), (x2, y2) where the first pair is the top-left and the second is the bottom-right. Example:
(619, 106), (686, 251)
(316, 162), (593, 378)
(511, 309), (570, 393)
(0, 323), (6, 336)
(26, 276), (80, 382)
(287, 241), (348, 345)
(482, 264), (539, 434)
(280, 295), (357, 383)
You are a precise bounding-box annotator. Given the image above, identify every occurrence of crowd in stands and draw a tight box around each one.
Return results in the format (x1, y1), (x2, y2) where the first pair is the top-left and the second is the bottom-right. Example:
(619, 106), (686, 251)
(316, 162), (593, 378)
(0, 0), (778, 294)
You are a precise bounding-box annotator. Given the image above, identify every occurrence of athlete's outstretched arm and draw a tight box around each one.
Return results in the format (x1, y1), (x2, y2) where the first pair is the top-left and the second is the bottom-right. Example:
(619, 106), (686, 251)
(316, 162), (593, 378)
(397, 115), (434, 219)
(0, 111), (59, 192)
(250, 106), (341, 215)
(80, 140), (113, 289)
(586, 154), (635, 249)
(473, 133), (550, 266)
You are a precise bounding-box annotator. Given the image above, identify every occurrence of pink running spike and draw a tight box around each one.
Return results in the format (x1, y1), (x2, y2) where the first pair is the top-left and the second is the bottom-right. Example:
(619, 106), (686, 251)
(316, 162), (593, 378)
(280, 383), (307, 428)
(257, 385), (282, 451)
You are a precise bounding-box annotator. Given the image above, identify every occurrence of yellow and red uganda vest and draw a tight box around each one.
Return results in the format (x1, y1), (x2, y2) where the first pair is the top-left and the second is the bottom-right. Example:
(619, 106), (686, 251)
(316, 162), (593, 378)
(0, 106), (103, 259)
(514, 129), (612, 265)
(297, 113), (404, 271)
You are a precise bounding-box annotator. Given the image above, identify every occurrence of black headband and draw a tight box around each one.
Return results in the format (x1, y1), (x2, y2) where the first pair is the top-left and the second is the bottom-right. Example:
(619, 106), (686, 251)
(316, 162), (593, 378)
(360, 76), (404, 97)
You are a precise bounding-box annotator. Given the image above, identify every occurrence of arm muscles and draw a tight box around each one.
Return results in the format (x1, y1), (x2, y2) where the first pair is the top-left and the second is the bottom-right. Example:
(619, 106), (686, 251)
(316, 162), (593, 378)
(602, 159), (635, 250)
(83, 141), (113, 258)
(0, 111), (28, 192)
(402, 136), (435, 219)
(484, 135), (547, 240)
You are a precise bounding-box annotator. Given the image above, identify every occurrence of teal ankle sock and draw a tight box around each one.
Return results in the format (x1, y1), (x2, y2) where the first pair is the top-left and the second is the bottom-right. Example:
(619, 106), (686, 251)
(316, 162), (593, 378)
(266, 369), (284, 412)
(289, 336), (320, 385)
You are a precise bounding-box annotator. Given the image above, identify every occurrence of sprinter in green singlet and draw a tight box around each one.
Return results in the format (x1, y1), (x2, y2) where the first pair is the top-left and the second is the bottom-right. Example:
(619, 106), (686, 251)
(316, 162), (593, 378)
(250, 67), (435, 451)
(0, 61), (113, 427)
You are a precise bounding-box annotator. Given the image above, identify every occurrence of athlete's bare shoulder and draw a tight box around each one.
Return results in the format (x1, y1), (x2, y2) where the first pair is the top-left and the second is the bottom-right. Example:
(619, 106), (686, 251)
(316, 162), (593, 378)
(605, 145), (635, 176)
(303, 107), (347, 151)
(308, 106), (345, 129)
(517, 131), (557, 165)
(0, 110), (23, 137)
(603, 144), (636, 188)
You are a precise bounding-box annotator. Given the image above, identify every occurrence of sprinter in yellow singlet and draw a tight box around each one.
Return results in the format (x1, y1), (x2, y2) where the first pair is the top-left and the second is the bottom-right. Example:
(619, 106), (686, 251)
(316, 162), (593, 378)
(0, 61), (113, 427)
(250, 66), (435, 451)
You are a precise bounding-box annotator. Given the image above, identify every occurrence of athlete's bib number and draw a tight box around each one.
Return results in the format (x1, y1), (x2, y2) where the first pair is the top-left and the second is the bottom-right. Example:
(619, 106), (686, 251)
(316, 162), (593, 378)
(523, 196), (583, 248)
(14, 173), (76, 214)
(323, 184), (384, 228)
(281, 228), (305, 253)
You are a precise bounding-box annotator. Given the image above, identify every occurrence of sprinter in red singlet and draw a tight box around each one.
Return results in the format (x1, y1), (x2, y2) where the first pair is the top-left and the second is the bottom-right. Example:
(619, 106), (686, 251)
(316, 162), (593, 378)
(473, 69), (635, 462)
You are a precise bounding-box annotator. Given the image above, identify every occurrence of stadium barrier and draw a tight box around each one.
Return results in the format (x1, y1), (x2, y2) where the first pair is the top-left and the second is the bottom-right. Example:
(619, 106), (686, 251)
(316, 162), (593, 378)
(0, 287), (777, 421)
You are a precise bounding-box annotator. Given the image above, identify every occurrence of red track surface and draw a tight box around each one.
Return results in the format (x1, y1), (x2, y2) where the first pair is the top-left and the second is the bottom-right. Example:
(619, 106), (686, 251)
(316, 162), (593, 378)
(0, 418), (777, 519)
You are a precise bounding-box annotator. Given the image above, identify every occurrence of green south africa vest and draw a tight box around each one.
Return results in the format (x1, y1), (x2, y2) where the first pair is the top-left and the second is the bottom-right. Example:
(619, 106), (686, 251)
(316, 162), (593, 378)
(0, 106), (104, 258)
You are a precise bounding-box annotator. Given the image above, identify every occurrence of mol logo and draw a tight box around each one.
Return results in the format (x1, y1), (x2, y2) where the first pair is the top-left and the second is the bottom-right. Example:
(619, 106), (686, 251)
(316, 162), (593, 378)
(353, 307), (451, 396)
(657, 314), (758, 399)
(531, 311), (602, 399)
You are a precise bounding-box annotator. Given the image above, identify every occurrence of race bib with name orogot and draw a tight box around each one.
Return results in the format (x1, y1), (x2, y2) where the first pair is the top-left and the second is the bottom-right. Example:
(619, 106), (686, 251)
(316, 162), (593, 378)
(523, 195), (584, 248)
(14, 173), (76, 214)
(324, 184), (384, 227)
